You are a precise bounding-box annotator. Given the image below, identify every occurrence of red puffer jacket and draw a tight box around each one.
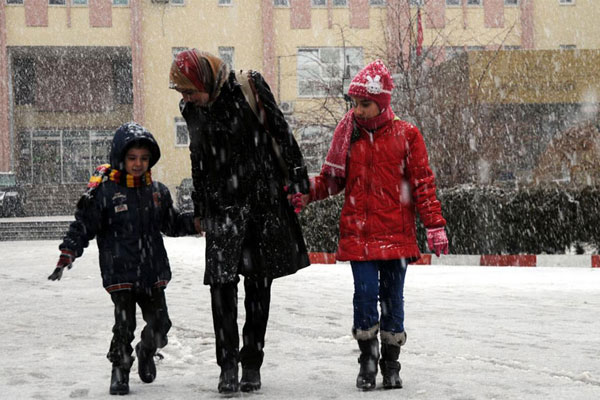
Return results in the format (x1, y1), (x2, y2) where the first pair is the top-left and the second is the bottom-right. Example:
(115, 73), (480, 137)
(310, 118), (446, 261)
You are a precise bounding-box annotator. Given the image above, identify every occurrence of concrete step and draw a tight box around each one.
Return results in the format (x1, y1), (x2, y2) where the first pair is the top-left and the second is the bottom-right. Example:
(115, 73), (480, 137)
(0, 217), (73, 241)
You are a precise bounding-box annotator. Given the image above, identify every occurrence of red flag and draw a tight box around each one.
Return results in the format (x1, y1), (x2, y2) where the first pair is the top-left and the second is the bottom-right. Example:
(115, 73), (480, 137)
(416, 7), (423, 57)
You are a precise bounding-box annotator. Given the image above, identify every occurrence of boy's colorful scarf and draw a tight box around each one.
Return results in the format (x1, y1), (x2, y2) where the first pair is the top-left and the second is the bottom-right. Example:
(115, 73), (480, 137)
(85, 164), (151, 194)
(321, 107), (395, 179)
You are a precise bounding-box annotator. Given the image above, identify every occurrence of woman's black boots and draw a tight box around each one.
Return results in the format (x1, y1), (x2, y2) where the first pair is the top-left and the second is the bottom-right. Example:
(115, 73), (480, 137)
(218, 366), (239, 393)
(240, 369), (261, 392)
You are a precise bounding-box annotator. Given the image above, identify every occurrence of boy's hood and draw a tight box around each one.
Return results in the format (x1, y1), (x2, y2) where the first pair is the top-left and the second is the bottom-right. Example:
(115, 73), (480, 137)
(110, 122), (161, 170)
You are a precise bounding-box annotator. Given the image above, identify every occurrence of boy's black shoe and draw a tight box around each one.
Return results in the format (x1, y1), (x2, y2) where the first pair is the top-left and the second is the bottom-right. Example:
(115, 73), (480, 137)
(218, 367), (239, 394)
(109, 366), (130, 395)
(135, 342), (156, 383)
(240, 369), (261, 392)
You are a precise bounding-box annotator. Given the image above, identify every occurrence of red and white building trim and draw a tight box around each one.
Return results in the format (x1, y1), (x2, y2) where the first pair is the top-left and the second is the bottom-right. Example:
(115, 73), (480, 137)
(309, 252), (600, 268)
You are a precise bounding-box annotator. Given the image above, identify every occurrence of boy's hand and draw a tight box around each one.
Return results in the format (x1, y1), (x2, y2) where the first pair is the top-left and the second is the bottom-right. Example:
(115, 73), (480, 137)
(193, 217), (204, 235)
(48, 249), (75, 281)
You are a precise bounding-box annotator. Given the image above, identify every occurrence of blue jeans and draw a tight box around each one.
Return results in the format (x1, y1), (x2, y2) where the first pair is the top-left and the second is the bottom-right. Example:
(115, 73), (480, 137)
(351, 259), (408, 334)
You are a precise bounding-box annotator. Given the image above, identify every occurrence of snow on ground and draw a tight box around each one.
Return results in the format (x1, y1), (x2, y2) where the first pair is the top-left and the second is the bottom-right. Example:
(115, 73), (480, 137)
(1, 237), (599, 399)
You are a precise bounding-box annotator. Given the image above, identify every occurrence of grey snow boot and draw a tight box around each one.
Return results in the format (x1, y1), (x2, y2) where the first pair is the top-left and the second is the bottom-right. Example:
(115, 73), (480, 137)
(356, 338), (380, 391)
(380, 330), (406, 389)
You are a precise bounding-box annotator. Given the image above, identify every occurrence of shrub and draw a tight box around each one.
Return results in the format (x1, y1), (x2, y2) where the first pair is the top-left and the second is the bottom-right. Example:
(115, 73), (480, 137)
(299, 185), (600, 255)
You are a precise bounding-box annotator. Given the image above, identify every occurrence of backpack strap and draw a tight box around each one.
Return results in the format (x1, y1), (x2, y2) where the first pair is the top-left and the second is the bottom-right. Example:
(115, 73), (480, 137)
(235, 69), (261, 122)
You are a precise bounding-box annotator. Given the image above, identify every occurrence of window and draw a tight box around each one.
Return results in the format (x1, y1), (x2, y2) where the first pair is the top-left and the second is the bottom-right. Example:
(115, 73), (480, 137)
(171, 0), (184, 4)
(112, 59), (133, 105)
(369, 0), (386, 6)
(113, 0), (128, 5)
(559, 44), (577, 49)
(559, 0), (574, 4)
(218, 47), (235, 70)
(273, 0), (289, 6)
(466, 0), (481, 5)
(504, 45), (521, 50)
(218, 0), (231, 5)
(312, 0), (326, 6)
(6, 0), (24, 4)
(297, 47), (363, 97)
(446, 0), (460, 6)
(72, 0), (87, 5)
(19, 130), (112, 184)
(13, 57), (35, 105)
(504, 0), (519, 5)
(49, 0), (66, 5)
(410, 0), (424, 6)
(175, 118), (189, 147)
(333, 0), (347, 6)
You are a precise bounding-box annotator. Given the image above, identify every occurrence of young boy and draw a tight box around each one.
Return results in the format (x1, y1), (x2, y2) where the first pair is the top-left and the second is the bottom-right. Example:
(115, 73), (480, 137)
(48, 122), (196, 395)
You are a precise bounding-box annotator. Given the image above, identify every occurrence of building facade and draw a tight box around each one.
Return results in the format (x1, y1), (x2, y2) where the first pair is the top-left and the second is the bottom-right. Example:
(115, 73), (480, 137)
(0, 0), (598, 215)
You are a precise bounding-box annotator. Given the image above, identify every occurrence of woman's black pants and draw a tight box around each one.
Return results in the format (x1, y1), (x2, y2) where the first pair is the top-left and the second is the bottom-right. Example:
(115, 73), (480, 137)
(210, 276), (273, 371)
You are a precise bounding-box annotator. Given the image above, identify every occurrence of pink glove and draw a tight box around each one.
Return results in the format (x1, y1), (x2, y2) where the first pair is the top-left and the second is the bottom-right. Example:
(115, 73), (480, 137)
(290, 193), (304, 213)
(284, 185), (309, 214)
(426, 227), (449, 257)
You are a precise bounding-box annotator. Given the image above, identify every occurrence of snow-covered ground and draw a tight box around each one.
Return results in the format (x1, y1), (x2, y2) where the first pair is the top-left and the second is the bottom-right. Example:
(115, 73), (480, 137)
(1, 237), (599, 399)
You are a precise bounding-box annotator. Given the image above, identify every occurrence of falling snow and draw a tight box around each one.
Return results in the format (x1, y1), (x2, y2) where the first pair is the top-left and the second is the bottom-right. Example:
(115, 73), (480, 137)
(1, 237), (599, 399)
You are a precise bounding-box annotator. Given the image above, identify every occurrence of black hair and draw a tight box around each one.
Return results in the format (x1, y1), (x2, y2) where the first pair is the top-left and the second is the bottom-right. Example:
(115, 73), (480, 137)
(124, 140), (153, 161)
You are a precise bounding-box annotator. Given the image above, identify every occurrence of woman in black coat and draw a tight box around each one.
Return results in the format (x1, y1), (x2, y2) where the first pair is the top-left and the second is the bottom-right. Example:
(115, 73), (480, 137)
(169, 49), (310, 394)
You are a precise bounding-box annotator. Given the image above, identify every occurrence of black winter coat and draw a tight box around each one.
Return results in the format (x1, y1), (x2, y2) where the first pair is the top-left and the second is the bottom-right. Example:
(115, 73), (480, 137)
(180, 71), (310, 285)
(60, 125), (195, 291)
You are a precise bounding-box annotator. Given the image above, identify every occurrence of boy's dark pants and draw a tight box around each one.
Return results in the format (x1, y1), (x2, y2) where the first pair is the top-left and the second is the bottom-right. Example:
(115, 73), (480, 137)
(107, 288), (172, 368)
(210, 276), (272, 372)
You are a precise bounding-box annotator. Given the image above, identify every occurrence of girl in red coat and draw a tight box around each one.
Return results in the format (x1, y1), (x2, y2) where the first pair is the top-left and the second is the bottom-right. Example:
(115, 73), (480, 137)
(293, 60), (449, 390)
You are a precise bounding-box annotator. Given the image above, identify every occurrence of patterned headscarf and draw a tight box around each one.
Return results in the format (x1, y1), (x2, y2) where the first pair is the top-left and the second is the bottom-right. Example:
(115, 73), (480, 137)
(169, 49), (229, 103)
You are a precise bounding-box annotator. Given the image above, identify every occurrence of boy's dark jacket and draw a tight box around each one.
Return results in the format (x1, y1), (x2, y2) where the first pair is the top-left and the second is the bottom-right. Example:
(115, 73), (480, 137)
(180, 71), (310, 285)
(60, 123), (195, 292)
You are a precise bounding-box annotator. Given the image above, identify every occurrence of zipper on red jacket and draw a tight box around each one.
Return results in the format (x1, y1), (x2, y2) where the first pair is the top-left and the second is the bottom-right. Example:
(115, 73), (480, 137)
(363, 129), (375, 258)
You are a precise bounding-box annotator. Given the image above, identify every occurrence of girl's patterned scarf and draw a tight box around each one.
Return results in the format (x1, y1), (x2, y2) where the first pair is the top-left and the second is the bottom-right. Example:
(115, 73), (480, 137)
(321, 107), (395, 179)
